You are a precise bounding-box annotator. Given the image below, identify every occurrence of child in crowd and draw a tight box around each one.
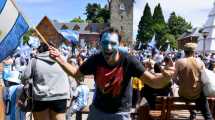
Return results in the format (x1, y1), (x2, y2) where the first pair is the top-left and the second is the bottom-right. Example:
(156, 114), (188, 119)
(66, 80), (89, 120)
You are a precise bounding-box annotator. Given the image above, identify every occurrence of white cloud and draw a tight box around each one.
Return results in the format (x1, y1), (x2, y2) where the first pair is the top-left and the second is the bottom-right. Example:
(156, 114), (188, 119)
(133, 0), (214, 40)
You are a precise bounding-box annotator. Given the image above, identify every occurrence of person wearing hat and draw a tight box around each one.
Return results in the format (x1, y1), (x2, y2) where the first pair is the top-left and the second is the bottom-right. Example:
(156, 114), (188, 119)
(173, 43), (213, 120)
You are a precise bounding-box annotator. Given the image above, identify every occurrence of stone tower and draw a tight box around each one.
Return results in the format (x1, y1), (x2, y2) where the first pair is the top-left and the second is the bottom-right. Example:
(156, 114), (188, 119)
(110, 0), (134, 45)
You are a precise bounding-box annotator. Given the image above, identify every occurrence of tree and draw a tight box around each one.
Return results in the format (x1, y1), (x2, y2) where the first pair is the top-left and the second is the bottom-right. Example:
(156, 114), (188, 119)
(70, 17), (85, 23)
(152, 3), (169, 48)
(22, 28), (34, 45)
(96, 6), (110, 23)
(136, 3), (154, 44)
(85, 3), (110, 23)
(168, 12), (192, 39)
(159, 33), (176, 51)
(85, 3), (101, 21)
(153, 3), (165, 24)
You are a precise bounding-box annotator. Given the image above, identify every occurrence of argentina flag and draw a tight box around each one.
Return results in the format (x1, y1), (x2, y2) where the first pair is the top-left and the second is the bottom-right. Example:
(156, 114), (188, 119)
(0, 0), (29, 62)
(59, 29), (79, 45)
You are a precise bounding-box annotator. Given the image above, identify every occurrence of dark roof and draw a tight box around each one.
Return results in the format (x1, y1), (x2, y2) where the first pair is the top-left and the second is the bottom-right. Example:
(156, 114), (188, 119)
(177, 27), (201, 40)
(51, 20), (108, 34)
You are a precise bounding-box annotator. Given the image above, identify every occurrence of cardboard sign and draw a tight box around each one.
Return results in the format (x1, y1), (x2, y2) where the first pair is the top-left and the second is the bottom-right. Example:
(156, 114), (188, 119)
(36, 16), (64, 47)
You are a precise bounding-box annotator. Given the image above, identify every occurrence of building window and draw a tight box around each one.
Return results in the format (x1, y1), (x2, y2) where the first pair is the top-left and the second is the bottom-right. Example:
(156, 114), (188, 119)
(121, 15), (123, 20)
(119, 3), (125, 11)
(121, 26), (123, 31)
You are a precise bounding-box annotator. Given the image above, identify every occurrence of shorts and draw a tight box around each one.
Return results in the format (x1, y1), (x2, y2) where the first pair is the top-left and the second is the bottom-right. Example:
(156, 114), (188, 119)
(32, 99), (67, 113)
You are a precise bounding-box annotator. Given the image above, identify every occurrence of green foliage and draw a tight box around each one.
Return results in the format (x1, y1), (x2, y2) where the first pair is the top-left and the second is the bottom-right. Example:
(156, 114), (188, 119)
(136, 3), (154, 44)
(85, 3), (110, 23)
(70, 17), (85, 23)
(159, 33), (176, 51)
(152, 3), (169, 49)
(22, 28), (34, 45)
(85, 3), (101, 21)
(168, 12), (192, 39)
(97, 6), (110, 23)
(136, 3), (192, 51)
(153, 3), (165, 24)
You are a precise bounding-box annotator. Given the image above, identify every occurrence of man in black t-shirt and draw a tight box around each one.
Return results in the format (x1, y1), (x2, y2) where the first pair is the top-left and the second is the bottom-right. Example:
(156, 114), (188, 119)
(49, 28), (170, 120)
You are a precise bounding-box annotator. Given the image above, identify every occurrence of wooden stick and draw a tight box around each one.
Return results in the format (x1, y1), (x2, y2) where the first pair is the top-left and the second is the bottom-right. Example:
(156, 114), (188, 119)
(10, 0), (33, 26)
(34, 27), (50, 47)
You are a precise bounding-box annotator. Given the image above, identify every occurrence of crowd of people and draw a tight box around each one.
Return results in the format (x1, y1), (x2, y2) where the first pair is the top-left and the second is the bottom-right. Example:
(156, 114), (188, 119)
(1, 27), (215, 120)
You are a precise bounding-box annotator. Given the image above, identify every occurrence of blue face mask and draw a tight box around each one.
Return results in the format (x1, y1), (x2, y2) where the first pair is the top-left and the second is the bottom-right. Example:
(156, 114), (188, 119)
(101, 32), (119, 60)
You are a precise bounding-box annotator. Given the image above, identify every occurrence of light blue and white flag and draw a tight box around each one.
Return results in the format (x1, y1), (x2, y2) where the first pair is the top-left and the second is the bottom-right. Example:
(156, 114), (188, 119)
(148, 34), (156, 48)
(0, 0), (29, 62)
(60, 29), (79, 45)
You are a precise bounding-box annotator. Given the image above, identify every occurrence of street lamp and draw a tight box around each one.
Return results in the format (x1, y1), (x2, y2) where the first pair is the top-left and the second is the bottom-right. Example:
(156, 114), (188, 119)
(202, 31), (209, 58)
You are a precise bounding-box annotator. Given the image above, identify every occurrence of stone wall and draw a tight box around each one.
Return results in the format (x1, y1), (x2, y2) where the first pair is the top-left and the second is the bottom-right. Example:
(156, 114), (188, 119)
(110, 0), (133, 43)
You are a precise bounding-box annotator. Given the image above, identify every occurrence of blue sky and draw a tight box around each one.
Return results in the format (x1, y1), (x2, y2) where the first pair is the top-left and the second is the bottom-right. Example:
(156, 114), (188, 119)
(16, 0), (107, 26)
(16, 0), (214, 40)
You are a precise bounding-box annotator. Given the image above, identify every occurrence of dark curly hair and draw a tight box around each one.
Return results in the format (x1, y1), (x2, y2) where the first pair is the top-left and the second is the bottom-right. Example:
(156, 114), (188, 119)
(37, 41), (55, 53)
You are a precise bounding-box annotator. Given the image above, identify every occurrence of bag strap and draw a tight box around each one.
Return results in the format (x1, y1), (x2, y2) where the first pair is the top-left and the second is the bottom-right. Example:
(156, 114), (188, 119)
(31, 58), (37, 81)
(29, 58), (37, 120)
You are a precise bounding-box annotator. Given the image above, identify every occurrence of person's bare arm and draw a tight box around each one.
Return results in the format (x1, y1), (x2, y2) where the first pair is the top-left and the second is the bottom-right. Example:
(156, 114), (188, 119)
(140, 68), (174, 83)
(140, 71), (163, 82)
(49, 46), (80, 78)
(56, 56), (80, 76)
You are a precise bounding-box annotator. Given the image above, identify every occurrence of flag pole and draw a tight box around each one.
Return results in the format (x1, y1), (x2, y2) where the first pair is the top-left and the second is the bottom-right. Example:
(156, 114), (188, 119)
(34, 27), (50, 47)
(10, 0), (31, 26)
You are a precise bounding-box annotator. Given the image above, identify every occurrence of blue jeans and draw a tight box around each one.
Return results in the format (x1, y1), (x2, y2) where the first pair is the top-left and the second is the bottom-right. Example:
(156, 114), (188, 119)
(87, 105), (131, 120)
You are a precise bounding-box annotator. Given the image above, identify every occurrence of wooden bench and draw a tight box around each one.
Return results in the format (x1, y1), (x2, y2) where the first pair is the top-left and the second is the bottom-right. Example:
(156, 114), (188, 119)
(74, 96), (215, 120)
(137, 96), (168, 120)
(137, 96), (215, 120)
(165, 97), (215, 120)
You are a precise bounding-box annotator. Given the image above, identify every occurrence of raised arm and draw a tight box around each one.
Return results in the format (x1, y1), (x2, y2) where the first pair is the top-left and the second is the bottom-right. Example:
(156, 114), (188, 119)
(141, 70), (163, 82)
(49, 46), (80, 77)
(141, 68), (174, 83)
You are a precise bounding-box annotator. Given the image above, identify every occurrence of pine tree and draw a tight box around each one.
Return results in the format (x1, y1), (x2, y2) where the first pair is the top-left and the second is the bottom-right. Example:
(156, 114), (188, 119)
(152, 3), (168, 49)
(153, 3), (165, 24)
(136, 3), (153, 44)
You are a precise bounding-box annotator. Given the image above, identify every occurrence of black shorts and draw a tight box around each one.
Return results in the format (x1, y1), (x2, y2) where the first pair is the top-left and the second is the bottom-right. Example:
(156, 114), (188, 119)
(32, 99), (67, 113)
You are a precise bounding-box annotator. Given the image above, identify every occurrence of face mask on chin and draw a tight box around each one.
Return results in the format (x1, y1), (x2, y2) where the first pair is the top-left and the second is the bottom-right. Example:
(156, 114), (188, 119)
(100, 32), (119, 64)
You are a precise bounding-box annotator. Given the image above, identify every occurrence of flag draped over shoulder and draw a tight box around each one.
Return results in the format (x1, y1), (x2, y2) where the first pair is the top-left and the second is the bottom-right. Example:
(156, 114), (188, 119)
(0, 0), (29, 62)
